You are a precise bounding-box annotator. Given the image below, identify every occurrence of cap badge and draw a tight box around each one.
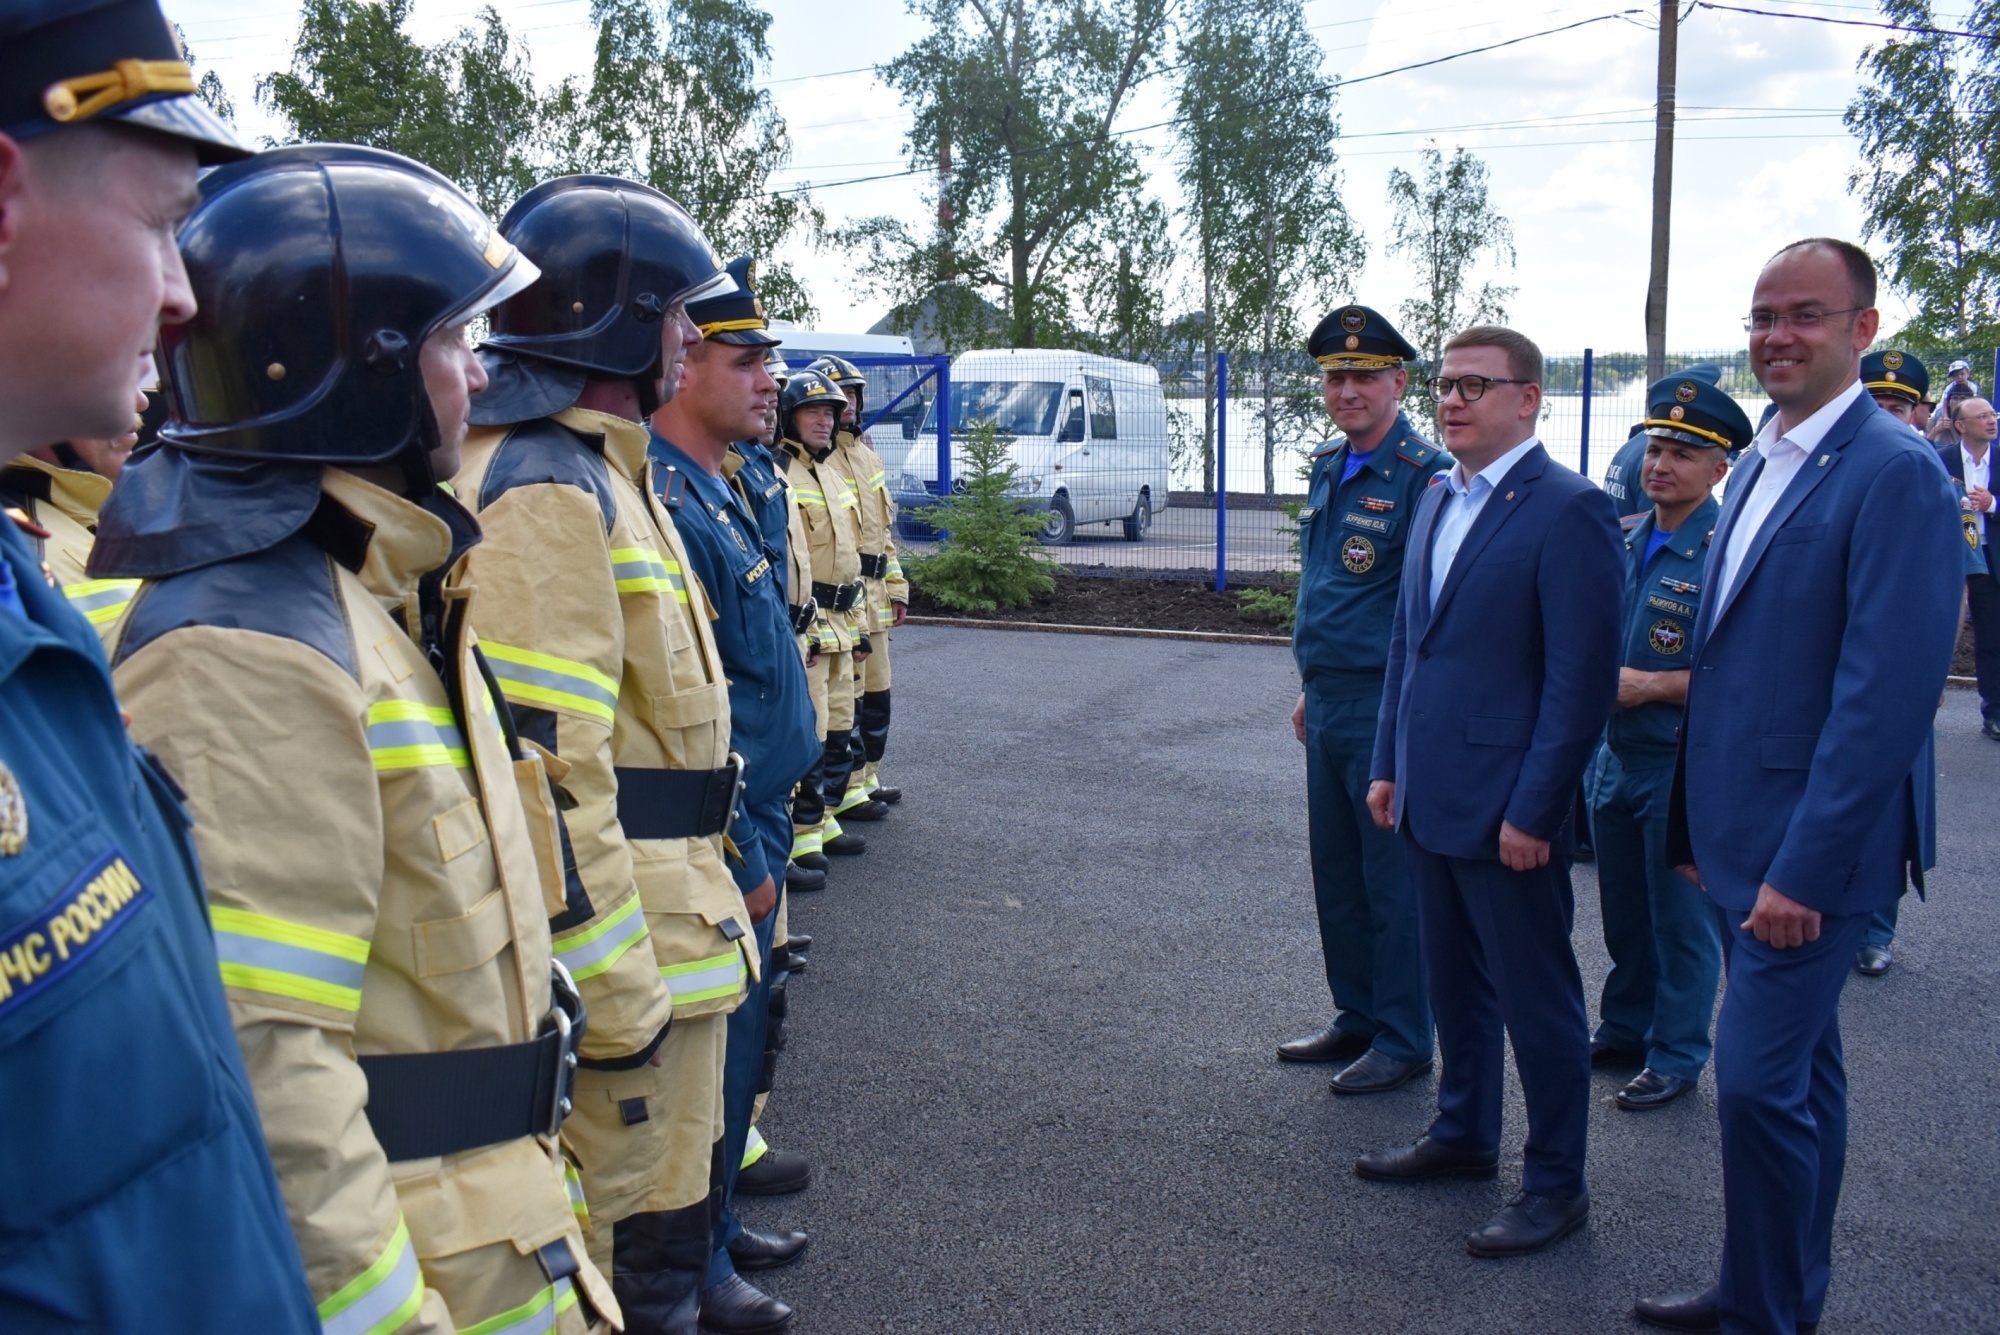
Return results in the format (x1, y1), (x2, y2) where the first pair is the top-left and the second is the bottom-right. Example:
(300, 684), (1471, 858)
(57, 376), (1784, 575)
(1675, 382), (1698, 403)
(1883, 351), (1904, 370)
(1669, 405), (1685, 421)
(1885, 371), (1898, 382)
(1344, 335), (1360, 350)
(1341, 309), (1367, 333)
(0, 763), (26, 856)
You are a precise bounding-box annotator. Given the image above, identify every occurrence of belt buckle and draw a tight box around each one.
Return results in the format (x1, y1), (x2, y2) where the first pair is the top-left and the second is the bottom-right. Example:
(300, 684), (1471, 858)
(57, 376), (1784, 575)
(540, 960), (585, 1137)
(720, 752), (746, 842)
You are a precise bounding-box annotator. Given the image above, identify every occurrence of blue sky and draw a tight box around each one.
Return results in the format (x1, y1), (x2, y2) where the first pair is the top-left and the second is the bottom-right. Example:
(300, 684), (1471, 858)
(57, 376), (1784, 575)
(168, 0), (1938, 353)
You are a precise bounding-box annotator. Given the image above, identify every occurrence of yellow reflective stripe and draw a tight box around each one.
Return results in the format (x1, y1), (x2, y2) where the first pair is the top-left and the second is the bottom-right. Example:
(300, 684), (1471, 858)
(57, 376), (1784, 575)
(318, 1217), (424, 1335)
(213, 905), (368, 1013)
(867, 469), (887, 491)
(837, 482), (859, 510)
(660, 947), (747, 1005)
(563, 1156), (589, 1226)
(741, 1125), (769, 1169)
(364, 700), (468, 771)
(460, 1277), (578, 1335)
(62, 577), (141, 625)
(483, 642), (619, 723)
(793, 488), (827, 507)
(549, 891), (649, 983)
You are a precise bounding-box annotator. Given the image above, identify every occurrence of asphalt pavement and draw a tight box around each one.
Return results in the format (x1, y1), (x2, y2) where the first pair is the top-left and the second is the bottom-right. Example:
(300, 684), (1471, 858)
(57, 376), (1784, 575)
(744, 625), (2000, 1333)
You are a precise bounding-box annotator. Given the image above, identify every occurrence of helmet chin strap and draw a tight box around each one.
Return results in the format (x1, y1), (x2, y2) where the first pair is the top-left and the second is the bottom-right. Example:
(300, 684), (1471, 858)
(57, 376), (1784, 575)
(395, 395), (444, 500)
(633, 358), (664, 420)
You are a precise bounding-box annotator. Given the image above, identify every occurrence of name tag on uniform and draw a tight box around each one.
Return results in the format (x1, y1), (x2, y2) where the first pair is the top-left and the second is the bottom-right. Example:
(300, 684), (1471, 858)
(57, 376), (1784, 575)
(1297, 507), (1318, 521)
(1646, 593), (1695, 619)
(0, 849), (150, 1013)
(744, 557), (770, 584)
(1342, 513), (1391, 535)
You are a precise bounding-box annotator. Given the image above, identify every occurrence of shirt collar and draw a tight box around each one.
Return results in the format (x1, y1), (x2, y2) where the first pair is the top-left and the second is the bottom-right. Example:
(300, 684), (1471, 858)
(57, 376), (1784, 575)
(1962, 442), (1991, 473)
(1447, 435), (1539, 497)
(1752, 378), (1866, 462)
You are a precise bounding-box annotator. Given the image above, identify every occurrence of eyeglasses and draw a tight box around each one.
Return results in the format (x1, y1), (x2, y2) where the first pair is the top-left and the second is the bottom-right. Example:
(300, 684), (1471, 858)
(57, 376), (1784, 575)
(1427, 375), (1531, 403)
(1742, 307), (1863, 334)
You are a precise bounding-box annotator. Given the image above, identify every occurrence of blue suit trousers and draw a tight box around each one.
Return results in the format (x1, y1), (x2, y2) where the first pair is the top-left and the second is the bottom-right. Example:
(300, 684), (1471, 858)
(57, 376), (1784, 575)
(1405, 832), (1591, 1199)
(1306, 682), (1432, 1061)
(708, 795), (788, 1286)
(1591, 747), (1722, 1080)
(1713, 909), (1869, 1334)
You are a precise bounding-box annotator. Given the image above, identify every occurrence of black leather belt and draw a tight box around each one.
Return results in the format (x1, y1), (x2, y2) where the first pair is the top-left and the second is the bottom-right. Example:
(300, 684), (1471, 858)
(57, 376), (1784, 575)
(811, 580), (864, 612)
(613, 755), (744, 840)
(857, 552), (888, 578)
(787, 596), (819, 633)
(361, 965), (584, 1161)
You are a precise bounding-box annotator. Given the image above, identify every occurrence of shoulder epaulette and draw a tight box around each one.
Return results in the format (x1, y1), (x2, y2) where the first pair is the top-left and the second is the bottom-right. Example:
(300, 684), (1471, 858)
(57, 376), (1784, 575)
(1619, 512), (1646, 533)
(1395, 438), (1439, 468)
(480, 417), (618, 534)
(660, 466), (688, 510)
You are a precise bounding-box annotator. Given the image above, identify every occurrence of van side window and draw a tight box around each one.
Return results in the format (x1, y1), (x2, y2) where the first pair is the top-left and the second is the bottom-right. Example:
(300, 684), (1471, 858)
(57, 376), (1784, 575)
(1086, 375), (1117, 439)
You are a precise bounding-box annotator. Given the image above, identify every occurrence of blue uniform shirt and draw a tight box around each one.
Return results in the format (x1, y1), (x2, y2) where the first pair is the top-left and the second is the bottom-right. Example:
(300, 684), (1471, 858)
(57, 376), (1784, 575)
(0, 519), (316, 1329)
(726, 440), (790, 569)
(1292, 411), (1450, 694)
(649, 436), (817, 888)
(1602, 430), (1650, 519)
(1605, 495), (1718, 760)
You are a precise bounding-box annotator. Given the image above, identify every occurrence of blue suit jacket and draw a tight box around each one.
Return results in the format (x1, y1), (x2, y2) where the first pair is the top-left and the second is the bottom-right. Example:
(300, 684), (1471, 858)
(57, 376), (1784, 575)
(1371, 443), (1625, 859)
(1667, 392), (1962, 915)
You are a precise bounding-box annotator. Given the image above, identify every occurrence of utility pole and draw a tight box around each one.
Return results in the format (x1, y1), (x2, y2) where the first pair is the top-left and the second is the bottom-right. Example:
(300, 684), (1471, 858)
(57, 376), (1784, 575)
(1644, 0), (1677, 382)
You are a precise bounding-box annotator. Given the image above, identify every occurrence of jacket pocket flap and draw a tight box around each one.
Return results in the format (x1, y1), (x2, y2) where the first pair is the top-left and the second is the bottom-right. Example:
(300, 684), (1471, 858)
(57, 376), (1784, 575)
(1759, 734), (1818, 770)
(1466, 714), (1533, 747)
(1770, 524), (1827, 546)
(651, 681), (728, 730)
(432, 798), (490, 863)
(413, 888), (512, 977)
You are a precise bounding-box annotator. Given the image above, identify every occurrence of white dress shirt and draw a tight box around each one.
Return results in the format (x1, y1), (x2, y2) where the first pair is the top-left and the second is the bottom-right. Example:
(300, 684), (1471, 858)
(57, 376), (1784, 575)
(1961, 443), (1991, 544)
(1714, 379), (1867, 606)
(1429, 434), (1542, 610)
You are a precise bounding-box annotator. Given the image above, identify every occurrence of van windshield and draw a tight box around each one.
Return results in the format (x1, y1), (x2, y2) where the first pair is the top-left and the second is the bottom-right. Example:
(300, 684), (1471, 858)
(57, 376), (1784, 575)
(921, 380), (1065, 437)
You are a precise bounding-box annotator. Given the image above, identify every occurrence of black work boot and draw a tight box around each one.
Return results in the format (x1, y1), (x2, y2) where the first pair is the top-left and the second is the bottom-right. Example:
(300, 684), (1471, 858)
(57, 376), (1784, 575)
(612, 1200), (711, 1335)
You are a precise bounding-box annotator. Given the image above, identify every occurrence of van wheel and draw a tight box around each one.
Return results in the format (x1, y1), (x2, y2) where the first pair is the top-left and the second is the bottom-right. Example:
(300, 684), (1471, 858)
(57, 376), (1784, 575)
(1122, 492), (1152, 542)
(1039, 494), (1075, 545)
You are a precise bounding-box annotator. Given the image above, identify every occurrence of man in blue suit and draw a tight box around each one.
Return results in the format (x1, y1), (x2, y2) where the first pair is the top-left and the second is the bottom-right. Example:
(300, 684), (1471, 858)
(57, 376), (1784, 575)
(1634, 240), (1962, 1334)
(1356, 326), (1624, 1258)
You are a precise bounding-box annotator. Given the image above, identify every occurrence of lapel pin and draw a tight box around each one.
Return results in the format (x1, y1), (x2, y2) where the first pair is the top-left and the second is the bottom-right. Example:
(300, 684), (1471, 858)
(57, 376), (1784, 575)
(1505, 491), (1515, 500)
(1818, 455), (1830, 466)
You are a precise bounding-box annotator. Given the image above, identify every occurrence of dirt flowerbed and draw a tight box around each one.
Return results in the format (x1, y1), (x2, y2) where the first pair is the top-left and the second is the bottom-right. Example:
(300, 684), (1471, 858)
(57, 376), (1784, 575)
(906, 570), (1293, 636)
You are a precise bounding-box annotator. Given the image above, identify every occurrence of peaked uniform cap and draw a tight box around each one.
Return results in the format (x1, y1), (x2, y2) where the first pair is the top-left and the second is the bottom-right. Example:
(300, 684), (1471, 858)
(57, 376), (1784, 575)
(1861, 349), (1929, 405)
(1641, 373), (1754, 454)
(689, 255), (782, 347)
(1307, 304), (1418, 370)
(0, 0), (246, 163)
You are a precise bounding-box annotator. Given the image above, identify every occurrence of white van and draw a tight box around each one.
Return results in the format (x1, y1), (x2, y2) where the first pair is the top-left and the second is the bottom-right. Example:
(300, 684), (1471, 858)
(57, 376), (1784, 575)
(885, 349), (1170, 544)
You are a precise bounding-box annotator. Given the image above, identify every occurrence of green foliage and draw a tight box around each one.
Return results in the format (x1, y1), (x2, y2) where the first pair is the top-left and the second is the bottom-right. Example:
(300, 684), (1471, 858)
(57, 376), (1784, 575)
(837, 0), (1172, 354)
(257, 0), (819, 316)
(907, 421), (1059, 612)
(1386, 144), (1516, 375)
(1844, 0), (2000, 346)
(1234, 466), (1307, 627)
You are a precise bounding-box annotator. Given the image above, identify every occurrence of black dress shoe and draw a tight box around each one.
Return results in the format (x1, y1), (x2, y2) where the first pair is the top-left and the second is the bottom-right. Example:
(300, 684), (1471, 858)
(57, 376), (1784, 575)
(725, 1226), (808, 1272)
(771, 946), (806, 974)
(835, 797), (890, 822)
(1277, 1026), (1371, 1064)
(736, 1148), (812, 1197)
(871, 784), (902, 804)
(783, 862), (825, 893)
(1855, 942), (1892, 976)
(699, 1274), (794, 1333)
(1633, 1287), (1819, 1334)
(1590, 1038), (1646, 1069)
(1983, 718), (2000, 740)
(794, 851), (829, 872)
(824, 831), (866, 855)
(1617, 1068), (1696, 1111)
(1466, 1190), (1588, 1257)
(1354, 1135), (1499, 1182)
(1330, 1049), (1433, 1095)
(784, 933), (812, 952)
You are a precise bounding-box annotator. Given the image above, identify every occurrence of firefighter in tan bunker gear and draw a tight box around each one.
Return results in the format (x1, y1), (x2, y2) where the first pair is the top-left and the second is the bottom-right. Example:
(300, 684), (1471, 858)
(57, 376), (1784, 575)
(454, 175), (763, 1334)
(90, 146), (615, 1334)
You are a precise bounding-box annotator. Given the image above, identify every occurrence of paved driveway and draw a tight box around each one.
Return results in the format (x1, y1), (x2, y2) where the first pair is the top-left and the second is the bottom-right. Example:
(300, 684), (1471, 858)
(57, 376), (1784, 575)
(744, 625), (2000, 1333)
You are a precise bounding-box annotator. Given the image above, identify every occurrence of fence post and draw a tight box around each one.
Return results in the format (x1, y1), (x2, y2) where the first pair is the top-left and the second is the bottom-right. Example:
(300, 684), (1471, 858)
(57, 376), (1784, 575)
(1992, 347), (1998, 407)
(1214, 351), (1228, 593)
(934, 353), (951, 497)
(1580, 348), (1594, 480)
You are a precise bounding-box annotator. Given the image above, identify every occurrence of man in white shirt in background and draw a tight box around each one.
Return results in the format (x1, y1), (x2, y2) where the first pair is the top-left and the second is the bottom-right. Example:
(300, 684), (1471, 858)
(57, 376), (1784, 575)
(1942, 396), (1999, 740)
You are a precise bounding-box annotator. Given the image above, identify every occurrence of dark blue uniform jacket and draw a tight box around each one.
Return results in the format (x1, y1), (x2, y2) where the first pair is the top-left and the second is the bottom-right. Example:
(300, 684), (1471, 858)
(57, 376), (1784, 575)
(1607, 497), (1717, 762)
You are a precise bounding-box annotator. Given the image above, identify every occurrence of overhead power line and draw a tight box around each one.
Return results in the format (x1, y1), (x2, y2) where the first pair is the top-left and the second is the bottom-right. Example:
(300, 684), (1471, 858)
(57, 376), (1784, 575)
(1692, 1), (1993, 38)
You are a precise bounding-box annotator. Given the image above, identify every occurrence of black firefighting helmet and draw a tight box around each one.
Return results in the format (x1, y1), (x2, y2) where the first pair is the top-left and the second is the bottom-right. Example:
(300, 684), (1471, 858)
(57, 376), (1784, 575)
(478, 176), (727, 418)
(765, 348), (791, 386)
(781, 369), (846, 456)
(807, 355), (867, 418)
(157, 144), (539, 469)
